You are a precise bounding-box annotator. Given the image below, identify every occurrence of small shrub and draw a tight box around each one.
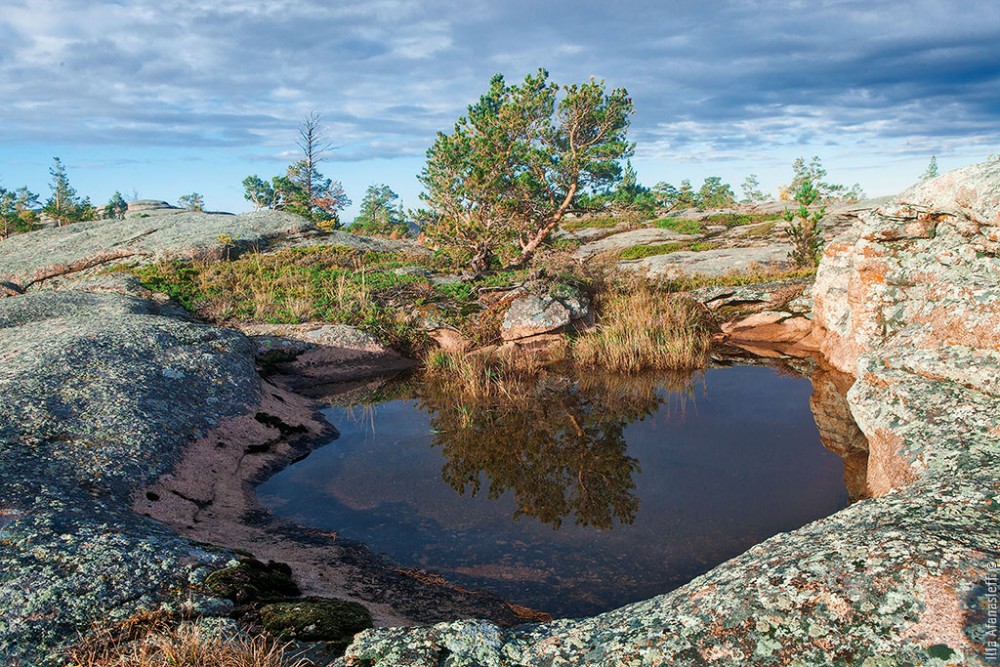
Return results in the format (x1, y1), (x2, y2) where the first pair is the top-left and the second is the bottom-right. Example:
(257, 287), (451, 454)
(783, 179), (825, 268)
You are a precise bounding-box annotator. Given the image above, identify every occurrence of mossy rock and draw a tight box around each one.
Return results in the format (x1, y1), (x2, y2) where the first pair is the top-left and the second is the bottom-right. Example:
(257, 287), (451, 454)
(260, 596), (373, 645)
(204, 558), (300, 604)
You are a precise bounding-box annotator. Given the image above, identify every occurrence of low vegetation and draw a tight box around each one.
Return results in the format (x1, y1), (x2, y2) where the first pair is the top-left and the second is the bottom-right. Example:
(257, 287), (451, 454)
(560, 215), (627, 232)
(573, 278), (713, 373)
(132, 246), (433, 353)
(653, 217), (704, 235)
(130, 245), (535, 354)
(618, 241), (718, 261)
(63, 611), (308, 667)
(654, 264), (816, 292)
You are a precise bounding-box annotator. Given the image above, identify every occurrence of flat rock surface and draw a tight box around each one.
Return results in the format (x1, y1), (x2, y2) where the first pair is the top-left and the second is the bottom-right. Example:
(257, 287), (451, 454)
(0, 290), (262, 666)
(573, 227), (699, 258)
(624, 244), (795, 278)
(0, 290), (522, 665)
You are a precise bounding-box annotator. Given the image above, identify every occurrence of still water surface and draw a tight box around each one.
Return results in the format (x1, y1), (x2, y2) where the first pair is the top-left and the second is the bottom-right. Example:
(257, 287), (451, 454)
(258, 364), (848, 618)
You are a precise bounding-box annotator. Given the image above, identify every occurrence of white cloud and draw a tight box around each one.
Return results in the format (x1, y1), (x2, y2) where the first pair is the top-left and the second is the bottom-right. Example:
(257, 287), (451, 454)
(0, 0), (995, 185)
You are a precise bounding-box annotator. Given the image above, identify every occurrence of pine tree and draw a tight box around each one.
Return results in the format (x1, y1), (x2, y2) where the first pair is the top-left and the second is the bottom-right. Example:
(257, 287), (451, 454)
(783, 179), (825, 268)
(42, 158), (93, 226)
(178, 192), (205, 211)
(352, 184), (406, 237)
(695, 176), (735, 209)
(103, 191), (128, 219)
(740, 174), (766, 204)
(921, 156), (939, 181)
(241, 114), (350, 229)
(419, 69), (633, 271)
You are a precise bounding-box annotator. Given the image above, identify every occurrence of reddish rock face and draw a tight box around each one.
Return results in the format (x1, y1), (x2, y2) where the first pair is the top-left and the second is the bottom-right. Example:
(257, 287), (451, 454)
(813, 159), (1000, 378)
(811, 159), (1000, 497)
(809, 364), (869, 501)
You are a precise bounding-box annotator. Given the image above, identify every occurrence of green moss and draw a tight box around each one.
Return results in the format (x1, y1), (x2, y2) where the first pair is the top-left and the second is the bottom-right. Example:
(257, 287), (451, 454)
(925, 644), (955, 660)
(658, 266), (817, 292)
(260, 597), (373, 646)
(560, 216), (623, 231)
(204, 558), (300, 604)
(702, 212), (783, 226)
(741, 221), (779, 237)
(619, 241), (718, 260)
(653, 217), (703, 235)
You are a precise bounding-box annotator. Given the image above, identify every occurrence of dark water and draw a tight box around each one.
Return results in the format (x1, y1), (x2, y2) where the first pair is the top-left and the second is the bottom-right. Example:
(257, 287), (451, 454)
(257, 365), (849, 618)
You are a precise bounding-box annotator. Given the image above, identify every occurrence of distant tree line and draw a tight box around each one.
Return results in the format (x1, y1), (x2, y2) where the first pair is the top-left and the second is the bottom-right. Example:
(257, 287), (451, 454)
(1, 157), (107, 240)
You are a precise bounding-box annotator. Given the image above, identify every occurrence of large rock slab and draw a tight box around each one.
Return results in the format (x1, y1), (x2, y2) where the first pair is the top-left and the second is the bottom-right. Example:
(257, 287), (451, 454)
(0, 291), (264, 665)
(626, 244), (794, 278)
(573, 227), (699, 259)
(0, 208), (317, 288)
(813, 159), (1000, 376)
(337, 161), (1000, 665)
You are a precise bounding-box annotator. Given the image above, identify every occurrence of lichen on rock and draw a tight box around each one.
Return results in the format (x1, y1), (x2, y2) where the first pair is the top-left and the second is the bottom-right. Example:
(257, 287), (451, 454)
(0, 290), (263, 665)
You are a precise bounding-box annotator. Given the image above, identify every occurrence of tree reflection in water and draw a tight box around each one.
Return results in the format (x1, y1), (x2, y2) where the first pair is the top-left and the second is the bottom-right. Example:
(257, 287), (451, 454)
(414, 369), (698, 530)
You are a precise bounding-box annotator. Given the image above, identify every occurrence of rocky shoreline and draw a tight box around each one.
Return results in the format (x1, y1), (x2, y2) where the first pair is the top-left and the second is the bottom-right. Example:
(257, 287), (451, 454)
(1, 162), (997, 665)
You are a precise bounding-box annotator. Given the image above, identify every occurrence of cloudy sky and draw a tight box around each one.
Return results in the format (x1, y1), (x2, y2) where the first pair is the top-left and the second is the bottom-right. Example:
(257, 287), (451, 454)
(1, 0), (997, 217)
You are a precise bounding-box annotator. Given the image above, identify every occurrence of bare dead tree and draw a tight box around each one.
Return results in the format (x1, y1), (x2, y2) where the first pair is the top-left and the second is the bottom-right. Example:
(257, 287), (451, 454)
(296, 112), (334, 212)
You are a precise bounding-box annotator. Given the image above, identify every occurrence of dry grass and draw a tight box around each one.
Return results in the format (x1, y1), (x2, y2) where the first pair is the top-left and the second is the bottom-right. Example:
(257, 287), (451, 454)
(424, 344), (561, 409)
(64, 622), (308, 667)
(573, 279), (713, 373)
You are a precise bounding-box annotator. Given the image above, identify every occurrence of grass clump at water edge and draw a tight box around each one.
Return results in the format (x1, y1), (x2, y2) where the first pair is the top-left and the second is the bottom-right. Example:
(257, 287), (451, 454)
(572, 279), (713, 373)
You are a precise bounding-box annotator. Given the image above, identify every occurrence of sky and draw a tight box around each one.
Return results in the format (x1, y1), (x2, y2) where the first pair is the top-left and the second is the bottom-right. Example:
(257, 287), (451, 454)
(1, 0), (998, 219)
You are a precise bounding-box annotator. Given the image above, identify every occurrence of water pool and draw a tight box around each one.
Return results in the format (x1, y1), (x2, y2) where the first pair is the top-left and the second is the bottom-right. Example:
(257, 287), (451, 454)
(258, 364), (850, 618)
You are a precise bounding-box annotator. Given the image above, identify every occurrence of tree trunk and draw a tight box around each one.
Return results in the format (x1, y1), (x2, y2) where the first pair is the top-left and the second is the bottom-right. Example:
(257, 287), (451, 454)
(517, 182), (578, 263)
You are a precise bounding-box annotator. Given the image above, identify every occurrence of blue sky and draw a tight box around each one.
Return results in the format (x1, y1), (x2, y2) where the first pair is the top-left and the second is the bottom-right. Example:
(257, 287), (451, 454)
(1, 0), (997, 219)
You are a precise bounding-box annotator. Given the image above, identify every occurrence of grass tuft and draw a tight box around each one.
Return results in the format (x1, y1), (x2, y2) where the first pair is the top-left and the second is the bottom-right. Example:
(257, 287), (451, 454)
(64, 621), (309, 667)
(572, 278), (713, 373)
